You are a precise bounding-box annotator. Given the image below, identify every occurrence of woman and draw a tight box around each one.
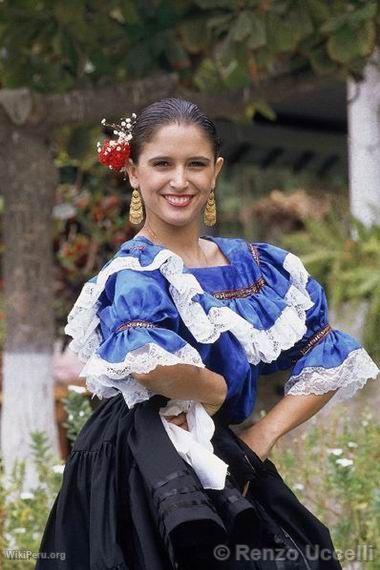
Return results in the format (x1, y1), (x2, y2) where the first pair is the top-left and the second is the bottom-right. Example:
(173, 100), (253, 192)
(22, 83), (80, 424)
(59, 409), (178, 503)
(37, 98), (378, 569)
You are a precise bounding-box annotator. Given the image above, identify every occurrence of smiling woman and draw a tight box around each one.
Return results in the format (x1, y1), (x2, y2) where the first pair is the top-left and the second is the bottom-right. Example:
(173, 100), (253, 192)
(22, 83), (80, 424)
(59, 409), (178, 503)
(36, 97), (378, 569)
(122, 99), (224, 268)
(126, 123), (224, 259)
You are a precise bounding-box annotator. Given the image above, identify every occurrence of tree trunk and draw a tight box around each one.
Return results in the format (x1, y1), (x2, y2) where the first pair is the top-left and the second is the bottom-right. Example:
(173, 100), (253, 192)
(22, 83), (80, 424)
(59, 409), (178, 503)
(0, 124), (59, 490)
(347, 49), (380, 227)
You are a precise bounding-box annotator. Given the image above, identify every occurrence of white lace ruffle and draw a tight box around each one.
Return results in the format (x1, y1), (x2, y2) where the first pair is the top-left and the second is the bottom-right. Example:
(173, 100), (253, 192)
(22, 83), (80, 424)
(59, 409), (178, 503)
(64, 250), (175, 363)
(283, 252), (310, 291)
(63, 249), (206, 409)
(80, 342), (205, 408)
(284, 347), (379, 407)
(65, 246), (315, 374)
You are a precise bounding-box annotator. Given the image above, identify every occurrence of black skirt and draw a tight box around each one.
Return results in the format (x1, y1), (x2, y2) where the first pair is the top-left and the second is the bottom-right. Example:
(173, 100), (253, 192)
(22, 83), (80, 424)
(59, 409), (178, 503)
(36, 393), (342, 570)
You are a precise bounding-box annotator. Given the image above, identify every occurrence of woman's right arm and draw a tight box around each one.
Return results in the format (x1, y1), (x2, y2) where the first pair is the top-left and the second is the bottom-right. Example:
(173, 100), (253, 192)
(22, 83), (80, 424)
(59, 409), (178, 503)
(132, 364), (227, 411)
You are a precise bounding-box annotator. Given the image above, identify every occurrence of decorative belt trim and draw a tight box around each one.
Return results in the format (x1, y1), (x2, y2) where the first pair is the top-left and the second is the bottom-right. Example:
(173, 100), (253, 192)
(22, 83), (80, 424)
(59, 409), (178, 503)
(212, 277), (266, 300)
(115, 320), (156, 332)
(290, 324), (332, 364)
(248, 242), (260, 266)
(128, 245), (146, 251)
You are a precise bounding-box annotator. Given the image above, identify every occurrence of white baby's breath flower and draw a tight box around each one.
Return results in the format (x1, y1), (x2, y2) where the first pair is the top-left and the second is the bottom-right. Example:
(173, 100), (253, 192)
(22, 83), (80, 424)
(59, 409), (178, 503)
(68, 384), (87, 394)
(4, 531), (17, 550)
(336, 458), (354, 468)
(52, 464), (65, 474)
(327, 448), (343, 456)
(347, 441), (358, 448)
(20, 492), (34, 500)
(84, 60), (95, 74)
(52, 203), (77, 221)
(79, 411), (85, 417)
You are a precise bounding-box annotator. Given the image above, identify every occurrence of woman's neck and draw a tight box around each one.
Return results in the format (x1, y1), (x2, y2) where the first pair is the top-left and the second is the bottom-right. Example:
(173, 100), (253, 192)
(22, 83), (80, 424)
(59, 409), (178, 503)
(137, 217), (209, 266)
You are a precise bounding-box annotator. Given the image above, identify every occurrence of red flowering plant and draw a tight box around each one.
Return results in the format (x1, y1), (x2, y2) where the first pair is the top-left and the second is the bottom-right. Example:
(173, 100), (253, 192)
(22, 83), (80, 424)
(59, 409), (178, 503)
(53, 181), (134, 340)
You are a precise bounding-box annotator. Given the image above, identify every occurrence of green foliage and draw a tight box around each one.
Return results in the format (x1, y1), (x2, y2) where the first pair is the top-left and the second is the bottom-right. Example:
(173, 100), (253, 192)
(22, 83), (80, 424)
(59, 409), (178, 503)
(0, 432), (63, 569)
(272, 408), (380, 569)
(62, 388), (93, 442)
(245, 99), (277, 121)
(0, 389), (92, 568)
(178, 17), (211, 54)
(193, 57), (225, 92)
(192, 0), (379, 95)
(280, 215), (380, 361)
(0, 0), (192, 92)
(327, 20), (376, 64)
(0, 1), (378, 99)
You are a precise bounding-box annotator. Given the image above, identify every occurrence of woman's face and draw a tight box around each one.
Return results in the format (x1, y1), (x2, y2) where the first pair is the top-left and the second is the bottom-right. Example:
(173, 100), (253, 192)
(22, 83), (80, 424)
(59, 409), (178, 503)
(126, 122), (224, 228)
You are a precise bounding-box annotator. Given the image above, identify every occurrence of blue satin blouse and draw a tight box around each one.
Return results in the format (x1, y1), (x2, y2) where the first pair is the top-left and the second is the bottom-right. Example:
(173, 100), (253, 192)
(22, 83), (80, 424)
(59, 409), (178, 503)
(84, 235), (378, 425)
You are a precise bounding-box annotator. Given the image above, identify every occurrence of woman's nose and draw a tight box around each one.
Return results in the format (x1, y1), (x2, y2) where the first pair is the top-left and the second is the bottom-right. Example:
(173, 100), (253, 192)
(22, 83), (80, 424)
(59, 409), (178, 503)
(169, 167), (189, 189)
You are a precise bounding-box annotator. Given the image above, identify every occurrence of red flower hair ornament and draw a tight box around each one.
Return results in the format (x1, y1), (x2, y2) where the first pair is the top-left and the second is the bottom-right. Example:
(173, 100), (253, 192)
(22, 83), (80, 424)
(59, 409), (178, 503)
(97, 113), (137, 178)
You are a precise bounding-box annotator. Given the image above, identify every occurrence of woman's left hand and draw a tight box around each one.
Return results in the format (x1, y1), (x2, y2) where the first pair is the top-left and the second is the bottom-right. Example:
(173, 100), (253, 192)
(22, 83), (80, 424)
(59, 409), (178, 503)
(236, 422), (278, 462)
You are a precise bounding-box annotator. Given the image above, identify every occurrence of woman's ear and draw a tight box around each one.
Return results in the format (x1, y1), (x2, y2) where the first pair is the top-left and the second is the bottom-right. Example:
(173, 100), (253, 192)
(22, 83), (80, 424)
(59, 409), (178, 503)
(213, 156), (224, 187)
(125, 158), (139, 188)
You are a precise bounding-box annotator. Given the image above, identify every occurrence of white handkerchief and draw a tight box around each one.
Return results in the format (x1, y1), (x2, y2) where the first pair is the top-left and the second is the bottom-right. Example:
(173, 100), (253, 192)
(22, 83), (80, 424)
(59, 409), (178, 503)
(159, 399), (229, 490)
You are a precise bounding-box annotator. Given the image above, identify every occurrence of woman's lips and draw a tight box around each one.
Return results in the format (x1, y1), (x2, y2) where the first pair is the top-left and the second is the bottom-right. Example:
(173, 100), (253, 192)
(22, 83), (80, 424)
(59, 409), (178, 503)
(161, 194), (195, 207)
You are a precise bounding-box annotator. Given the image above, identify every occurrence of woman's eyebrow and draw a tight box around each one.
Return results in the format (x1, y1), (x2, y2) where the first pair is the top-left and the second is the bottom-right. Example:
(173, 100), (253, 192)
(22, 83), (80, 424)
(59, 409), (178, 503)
(189, 156), (211, 162)
(148, 156), (211, 163)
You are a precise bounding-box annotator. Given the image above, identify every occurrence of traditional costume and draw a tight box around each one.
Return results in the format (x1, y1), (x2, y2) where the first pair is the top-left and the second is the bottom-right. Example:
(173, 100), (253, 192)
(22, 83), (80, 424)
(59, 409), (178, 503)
(37, 235), (379, 569)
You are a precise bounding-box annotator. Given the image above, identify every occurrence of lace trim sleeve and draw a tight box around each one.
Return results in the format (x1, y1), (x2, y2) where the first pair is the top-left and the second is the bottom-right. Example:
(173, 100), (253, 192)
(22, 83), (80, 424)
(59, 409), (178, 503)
(285, 347), (379, 409)
(82, 341), (205, 408)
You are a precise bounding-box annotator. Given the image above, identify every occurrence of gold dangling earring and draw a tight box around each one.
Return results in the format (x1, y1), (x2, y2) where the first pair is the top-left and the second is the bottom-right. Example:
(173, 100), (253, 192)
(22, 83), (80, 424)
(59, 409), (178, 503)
(129, 187), (144, 225)
(203, 189), (216, 226)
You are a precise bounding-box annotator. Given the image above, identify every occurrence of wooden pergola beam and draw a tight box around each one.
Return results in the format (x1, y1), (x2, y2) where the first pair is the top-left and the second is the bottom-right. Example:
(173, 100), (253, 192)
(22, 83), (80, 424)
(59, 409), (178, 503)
(0, 72), (328, 130)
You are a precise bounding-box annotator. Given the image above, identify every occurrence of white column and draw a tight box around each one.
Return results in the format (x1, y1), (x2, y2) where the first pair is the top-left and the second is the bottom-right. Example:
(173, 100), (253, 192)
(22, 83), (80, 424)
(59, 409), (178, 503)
(1, 352), (60, 491)
(347, 49), (380, 227)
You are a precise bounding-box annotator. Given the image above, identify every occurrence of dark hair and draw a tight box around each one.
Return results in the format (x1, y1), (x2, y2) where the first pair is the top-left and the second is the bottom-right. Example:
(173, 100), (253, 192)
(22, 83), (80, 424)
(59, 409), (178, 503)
(129, 97), (221, 163)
